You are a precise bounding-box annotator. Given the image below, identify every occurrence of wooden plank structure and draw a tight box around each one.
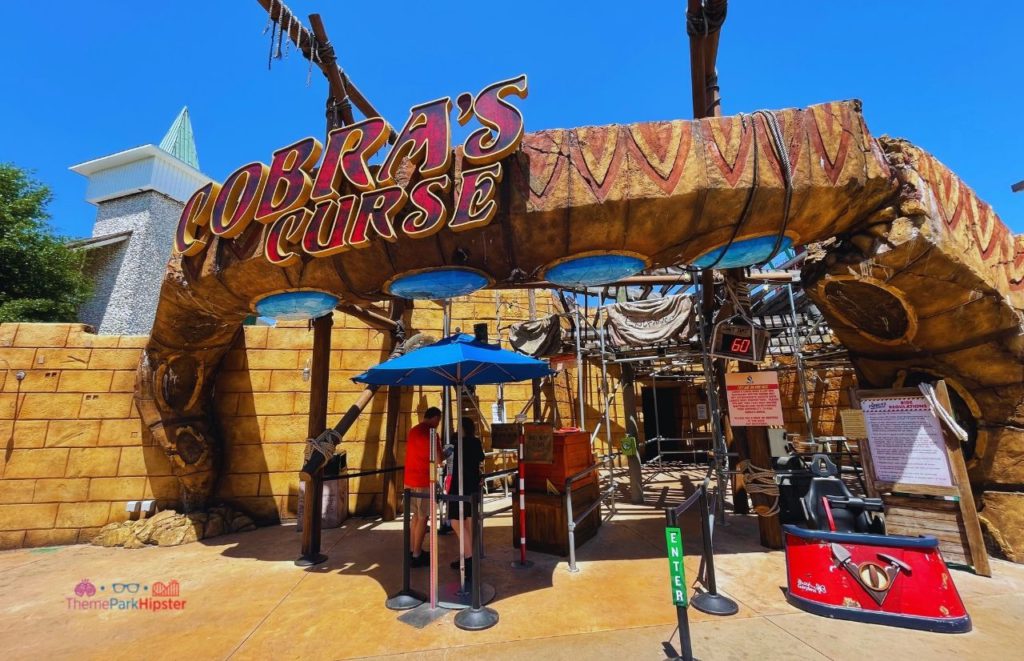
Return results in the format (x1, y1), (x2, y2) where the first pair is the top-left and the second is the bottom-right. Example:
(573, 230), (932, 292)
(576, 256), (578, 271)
(853, 383), (990, 576)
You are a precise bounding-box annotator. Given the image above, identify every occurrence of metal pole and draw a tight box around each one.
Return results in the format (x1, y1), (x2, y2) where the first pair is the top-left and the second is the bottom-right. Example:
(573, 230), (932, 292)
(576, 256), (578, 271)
(689, 484), (739, 616)
(786, 283), (816, 445)
(667, 506), (694, 661)
(698, 281), (728, 526)
(566, 482), (578, 572)
(385, 488), (425, 610)
(457, 377), (466, 594)
(573, 303), (586, 431)
(653, 371), (662, 466)
(429, 427), (440, 609)
(513, 427), (533, 568)
(600, 326), (614, 459)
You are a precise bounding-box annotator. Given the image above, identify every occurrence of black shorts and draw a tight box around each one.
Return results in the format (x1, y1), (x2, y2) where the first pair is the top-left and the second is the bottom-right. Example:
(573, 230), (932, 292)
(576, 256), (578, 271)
(448, 500), (476, 520)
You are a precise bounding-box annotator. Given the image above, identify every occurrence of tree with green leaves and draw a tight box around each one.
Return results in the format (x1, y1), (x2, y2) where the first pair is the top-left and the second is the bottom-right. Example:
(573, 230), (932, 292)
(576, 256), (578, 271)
(0, 163), (91, 322)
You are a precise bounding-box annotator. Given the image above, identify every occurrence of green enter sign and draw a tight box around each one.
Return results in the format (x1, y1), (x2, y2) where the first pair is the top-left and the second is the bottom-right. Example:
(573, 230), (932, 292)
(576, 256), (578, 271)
(665, 527), (687, 606)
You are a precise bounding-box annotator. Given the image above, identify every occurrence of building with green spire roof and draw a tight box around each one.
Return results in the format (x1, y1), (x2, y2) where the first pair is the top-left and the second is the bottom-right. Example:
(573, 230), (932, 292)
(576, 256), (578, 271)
(159, 106), (200, 170)
(68, 107), (212, 334)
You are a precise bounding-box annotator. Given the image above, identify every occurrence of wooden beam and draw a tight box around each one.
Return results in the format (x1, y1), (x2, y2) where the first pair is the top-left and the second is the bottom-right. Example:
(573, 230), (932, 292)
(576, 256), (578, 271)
(255, 0), (396, 141)
(1012, 179), (1024, 193)
(308, 14), (354, 127)
(380, 299), (410, 520)
(337, 302), (400, 331)
(299, 312), (332, 563)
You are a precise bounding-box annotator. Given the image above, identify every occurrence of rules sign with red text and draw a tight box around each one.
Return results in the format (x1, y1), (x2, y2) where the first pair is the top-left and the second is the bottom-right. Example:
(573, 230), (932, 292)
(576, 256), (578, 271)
(724, 371), (785, 427)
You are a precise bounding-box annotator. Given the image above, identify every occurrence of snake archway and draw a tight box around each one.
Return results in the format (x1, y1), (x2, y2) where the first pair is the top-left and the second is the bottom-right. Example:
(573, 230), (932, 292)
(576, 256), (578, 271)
(137, 99), (1024, 527)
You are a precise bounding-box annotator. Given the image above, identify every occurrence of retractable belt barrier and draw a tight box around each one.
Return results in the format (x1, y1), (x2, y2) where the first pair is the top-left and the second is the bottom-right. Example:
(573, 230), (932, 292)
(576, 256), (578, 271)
(385, 488), (499, 631)
(662, 472), (739, 661)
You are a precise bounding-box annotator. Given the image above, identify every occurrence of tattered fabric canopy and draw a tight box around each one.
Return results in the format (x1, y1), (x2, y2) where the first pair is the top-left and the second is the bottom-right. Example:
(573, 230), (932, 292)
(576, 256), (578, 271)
(601, 294), (697, 348)
(352, 333), (553, 387)
(508, 314), (564, 358)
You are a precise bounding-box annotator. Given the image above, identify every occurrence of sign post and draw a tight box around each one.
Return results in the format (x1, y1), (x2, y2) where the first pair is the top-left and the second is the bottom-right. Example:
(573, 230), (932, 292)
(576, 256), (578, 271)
(664, 511), (693, 661)
(495, 421), (533, 569)
(855, 383), (990, 576)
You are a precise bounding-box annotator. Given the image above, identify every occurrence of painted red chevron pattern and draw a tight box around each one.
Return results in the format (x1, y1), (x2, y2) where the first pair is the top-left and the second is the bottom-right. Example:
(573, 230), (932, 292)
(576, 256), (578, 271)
(626, 121), (694, 195)
(702, 115), (754, 188)
(807, 102), (853, 185)
(916, 151), (1023, 292)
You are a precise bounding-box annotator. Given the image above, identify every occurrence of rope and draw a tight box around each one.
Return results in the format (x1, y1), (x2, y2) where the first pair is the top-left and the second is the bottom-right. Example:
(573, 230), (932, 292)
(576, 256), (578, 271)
(751, 109), (794, 266)
(684, 113), (759, 273)
(306, 428), (341, 461)
(736, 459), (780, 517)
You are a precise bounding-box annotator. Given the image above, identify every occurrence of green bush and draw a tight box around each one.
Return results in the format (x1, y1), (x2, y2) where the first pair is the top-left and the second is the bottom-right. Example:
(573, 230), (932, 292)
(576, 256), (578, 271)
(0, 163), (91, 323)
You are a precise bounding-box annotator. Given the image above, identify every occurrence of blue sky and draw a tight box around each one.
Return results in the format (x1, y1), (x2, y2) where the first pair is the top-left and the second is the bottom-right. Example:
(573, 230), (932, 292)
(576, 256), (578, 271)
(2, 1), (1022, 238)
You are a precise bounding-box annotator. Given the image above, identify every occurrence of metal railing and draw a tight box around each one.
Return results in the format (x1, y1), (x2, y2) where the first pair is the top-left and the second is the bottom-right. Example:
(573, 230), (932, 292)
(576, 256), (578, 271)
(566, 451), (623, 572)
(650, 435), (714, 466)
(474, 467), (519, 558)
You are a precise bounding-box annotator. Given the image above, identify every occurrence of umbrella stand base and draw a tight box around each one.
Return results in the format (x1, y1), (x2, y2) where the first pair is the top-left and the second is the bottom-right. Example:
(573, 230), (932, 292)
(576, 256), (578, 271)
(511, 560), (535, 569)
(454, 605), (500, 631)
(386, 590), (426, 611)
(437, 581), (496, 610)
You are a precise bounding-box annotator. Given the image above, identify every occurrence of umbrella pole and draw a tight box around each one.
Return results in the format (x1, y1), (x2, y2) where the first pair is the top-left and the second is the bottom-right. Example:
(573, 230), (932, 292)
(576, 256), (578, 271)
(458, 376), (467, 594)
(441, 301), (452, 536)
(429, 426), (438, 609)
(574, 302), (586, 431)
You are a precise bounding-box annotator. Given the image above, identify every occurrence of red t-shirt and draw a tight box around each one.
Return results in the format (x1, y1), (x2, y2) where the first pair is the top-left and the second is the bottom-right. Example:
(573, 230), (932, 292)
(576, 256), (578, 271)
(404, 422), (439, 488)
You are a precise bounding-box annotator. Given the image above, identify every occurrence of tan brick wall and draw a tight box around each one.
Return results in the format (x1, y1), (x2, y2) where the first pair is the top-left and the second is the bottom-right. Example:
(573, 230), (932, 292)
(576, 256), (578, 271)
(0, 293), (627, 548)
(0, 323), (169, 550)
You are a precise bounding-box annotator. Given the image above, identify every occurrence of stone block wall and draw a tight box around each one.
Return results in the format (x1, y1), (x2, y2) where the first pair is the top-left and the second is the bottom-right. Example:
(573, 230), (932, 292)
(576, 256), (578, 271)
(0, 323), (173, 549)
(0, 291), (598, 548)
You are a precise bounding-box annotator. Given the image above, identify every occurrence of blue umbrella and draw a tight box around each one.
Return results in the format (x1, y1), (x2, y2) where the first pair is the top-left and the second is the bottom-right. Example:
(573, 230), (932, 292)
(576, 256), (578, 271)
(354, 333), (551, 603)
(352, 333), (552, 386)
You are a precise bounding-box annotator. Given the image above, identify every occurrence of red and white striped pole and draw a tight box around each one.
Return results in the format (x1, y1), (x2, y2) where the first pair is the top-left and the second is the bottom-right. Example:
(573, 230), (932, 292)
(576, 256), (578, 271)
(514, 425), (533, 568)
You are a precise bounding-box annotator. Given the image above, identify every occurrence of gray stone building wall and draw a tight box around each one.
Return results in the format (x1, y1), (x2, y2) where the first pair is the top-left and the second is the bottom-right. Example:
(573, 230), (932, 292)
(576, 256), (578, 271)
(81, 191), (183, 335)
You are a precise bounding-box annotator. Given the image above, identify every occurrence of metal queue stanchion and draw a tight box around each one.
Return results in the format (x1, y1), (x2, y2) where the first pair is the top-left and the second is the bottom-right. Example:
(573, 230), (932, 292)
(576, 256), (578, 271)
(437, 491), (498, 610)
(429, 427), (439, 609)
(690, 478), (738, 616)
(386, 488), (426, 611)
(454, 492), (500, 631)
(661, 477), (737, 660)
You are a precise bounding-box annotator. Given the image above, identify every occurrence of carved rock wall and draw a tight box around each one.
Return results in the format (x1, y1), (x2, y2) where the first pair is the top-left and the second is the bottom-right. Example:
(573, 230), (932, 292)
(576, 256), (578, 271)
(137, 101), (894, 509)
(804, 137), (1024, 561)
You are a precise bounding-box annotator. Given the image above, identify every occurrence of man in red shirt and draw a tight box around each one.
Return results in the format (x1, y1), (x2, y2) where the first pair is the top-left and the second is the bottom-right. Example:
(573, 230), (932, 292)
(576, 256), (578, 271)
(404, 406), (442, 567)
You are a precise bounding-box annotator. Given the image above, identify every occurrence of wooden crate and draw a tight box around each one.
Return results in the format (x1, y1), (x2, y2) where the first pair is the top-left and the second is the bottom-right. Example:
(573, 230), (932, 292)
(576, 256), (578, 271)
(883, 495), (972, 567)
(524, 430), (595, 492)
(513, 480), (602, 556)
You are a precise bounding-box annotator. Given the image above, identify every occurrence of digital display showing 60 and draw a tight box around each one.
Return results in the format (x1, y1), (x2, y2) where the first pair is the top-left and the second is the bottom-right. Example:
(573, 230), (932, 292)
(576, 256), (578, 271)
(711, 323), (768, 362)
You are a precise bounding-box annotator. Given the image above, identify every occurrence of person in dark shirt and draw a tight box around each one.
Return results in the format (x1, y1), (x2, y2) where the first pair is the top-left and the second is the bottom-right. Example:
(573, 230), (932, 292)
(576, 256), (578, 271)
(448, 417), (485, 578)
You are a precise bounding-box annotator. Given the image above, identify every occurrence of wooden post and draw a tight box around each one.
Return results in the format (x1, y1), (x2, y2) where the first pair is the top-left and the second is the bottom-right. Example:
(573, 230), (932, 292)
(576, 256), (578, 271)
(935, 381), (991, 577)
(528, 289), (542, 421)
(297, 312), (332, 566)
(381, 299), (409, 520)
(621, 363), (644, 504)
(746, 422), (782, 548)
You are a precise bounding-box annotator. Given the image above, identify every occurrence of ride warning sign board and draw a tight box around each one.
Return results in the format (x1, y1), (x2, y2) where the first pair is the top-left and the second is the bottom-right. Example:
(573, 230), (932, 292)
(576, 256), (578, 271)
(523, 423), (554, 463)
(724, 371), (784, 426)
(490, 423), (520, 450)
(859, 396), (953, 488)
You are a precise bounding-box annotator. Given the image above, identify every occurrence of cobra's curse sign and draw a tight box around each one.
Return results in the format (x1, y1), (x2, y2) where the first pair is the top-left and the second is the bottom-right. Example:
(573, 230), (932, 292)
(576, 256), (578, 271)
(174, 75), (528, 266)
